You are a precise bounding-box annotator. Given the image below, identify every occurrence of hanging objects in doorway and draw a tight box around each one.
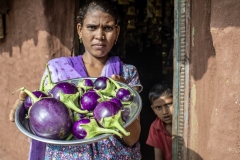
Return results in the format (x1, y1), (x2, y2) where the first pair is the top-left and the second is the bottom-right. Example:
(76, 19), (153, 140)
(0, 14), (3, 39)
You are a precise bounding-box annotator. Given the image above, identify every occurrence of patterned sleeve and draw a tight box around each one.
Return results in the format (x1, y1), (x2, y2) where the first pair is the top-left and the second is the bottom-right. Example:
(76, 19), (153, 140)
(41, 57), (81, 85)
(121, 64), (143, 92)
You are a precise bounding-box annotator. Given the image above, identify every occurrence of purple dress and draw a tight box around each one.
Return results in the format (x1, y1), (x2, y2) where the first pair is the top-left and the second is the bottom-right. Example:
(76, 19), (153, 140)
(29, 55), (142, 160)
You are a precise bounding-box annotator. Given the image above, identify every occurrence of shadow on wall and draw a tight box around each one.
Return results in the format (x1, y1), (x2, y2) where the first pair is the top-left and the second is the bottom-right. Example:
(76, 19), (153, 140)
(174, 136), (203, 160)
(191, 0), (240, 81)
(189, 0), (216, 81)
(0, 0), (75, 57)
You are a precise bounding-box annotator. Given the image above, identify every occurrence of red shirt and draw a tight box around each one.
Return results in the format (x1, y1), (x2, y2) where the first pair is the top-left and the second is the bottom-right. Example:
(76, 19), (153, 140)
(146, 118), (172, 160)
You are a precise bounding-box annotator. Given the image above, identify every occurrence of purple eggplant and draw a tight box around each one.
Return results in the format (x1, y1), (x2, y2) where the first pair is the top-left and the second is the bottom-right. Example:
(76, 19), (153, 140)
(93, 76), (116, 97)
(49, 82), (88, 114)
(24, 90), (48, 111)
(94, 76), (133, 101)
(72, 118), (122, 139)
(18, 87), (73, 140)
(24, 72), (49, 111)
(109, 97), (124, 110)
(80, 90), (103, 111)
(77, 79), (94, 92)
(93, 101), (130, 136)
(42, 63), (88, 114)
(116, 88), (132, 101)
(73, 111), (88, 122)
(49, 82), (78, 100)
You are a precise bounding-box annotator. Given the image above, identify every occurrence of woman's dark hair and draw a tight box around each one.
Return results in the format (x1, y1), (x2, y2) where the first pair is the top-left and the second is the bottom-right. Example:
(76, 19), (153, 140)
(76, 0), (121, 26)
(148, 82), (173, 104)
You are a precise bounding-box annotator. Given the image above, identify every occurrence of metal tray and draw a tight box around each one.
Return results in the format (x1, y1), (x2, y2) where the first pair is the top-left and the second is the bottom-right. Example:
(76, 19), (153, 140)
(15, 78), (142, 146)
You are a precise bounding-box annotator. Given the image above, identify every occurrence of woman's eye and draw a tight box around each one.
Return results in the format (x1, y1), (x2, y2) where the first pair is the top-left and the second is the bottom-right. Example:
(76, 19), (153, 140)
(87, 26), (96, 30)
(104, 26), (113, 32)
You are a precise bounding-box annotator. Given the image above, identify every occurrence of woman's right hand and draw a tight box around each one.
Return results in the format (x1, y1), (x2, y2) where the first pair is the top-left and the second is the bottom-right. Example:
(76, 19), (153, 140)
(9, 91), (28, 122)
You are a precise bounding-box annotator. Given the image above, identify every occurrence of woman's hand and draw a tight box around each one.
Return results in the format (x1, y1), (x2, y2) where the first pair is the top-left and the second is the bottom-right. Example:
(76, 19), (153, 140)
(9, 91), (27, 122)
(111, 74), (141, 146)
(122, 116), (141, 146)
(111, 74), (127, 84)
(111, 74), (140, 92)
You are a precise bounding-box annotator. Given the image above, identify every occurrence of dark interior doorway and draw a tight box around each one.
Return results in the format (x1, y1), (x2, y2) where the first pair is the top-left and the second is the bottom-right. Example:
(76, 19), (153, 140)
(76, 0), (174, 159)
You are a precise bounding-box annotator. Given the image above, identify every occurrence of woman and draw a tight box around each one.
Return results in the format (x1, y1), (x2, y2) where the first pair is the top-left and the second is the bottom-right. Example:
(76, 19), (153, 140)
(9, 0), (142, 159)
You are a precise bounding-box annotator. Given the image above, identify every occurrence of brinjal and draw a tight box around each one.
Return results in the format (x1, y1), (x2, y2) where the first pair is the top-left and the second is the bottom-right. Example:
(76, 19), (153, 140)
(94, 76), (133, 101)
(16, 87), (73, 140)
(80, 89), (104, 111)
(77, 79), (94, 92)
(109, 97), (124, 110)
(93, 76), (116, 96)
(115, 88), (132, 101)
(23, 90), (48, 111)
(93, 101), (130, 136)
(72, 118), (122, 140)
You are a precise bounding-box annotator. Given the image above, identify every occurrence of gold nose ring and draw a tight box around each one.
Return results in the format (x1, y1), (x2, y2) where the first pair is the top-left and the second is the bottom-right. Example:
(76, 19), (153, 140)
(102, 36), (105, 40)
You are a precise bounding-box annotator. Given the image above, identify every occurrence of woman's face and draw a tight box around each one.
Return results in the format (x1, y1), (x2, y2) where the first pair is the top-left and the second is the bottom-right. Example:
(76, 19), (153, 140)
(77, 9), (120, 58)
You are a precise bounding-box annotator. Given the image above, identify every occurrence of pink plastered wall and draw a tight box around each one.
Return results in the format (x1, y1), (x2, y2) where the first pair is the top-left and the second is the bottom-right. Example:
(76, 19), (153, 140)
(189, 0), (240, 159)
(0, 0), (75, 159)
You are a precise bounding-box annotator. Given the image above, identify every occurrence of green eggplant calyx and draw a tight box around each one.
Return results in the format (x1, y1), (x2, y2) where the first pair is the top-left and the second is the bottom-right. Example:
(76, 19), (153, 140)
(81, 119), (123, 139)
(59, 91), (88, 114)
(99, 111), (130, 136)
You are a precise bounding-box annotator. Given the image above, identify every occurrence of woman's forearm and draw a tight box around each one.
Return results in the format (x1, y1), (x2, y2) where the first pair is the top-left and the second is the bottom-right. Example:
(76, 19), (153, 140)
(122, 117), (141, 146)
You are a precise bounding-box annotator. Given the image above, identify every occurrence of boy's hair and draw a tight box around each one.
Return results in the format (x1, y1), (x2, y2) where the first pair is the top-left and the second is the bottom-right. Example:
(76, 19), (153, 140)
(148, 82), (173, 104)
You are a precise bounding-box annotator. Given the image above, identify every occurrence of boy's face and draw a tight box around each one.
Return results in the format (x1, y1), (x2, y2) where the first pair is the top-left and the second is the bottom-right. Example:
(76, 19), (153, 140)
(151, 95), (173, 124)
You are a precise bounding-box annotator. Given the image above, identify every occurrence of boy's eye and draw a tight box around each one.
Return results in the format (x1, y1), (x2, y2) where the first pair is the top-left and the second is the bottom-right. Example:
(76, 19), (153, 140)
(155, 106), (162, 110)
(154, 103), (172, 110)
(166, 103), (173, 107)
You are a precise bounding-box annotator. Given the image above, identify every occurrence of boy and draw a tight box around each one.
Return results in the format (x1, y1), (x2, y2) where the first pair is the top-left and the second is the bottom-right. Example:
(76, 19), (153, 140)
(146, 82), (173, 160)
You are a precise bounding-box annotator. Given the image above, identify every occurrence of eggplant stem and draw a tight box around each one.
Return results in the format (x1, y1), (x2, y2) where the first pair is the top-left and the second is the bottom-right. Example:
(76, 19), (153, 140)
(65, 101), (88, 114)
(59, 91), (88, 114)
(39, 75), (48, 92)
(12, 87), (25, 95)
(108, 77), (121, 89)
(94, 89), (105, 101)
(112, 121), (130, 136)
(13, 87), (39, 104)
(46, 63), (53, 86)
(65, 133), (73, 140)
(96, 127), (123, 138)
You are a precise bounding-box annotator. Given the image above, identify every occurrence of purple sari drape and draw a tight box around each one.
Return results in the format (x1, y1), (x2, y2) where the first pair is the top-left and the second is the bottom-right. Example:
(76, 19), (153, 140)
(28, 55), (122, 160)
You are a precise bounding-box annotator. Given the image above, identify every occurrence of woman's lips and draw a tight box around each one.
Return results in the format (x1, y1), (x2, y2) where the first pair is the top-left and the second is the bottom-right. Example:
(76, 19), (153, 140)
(92, 44), (106, 49)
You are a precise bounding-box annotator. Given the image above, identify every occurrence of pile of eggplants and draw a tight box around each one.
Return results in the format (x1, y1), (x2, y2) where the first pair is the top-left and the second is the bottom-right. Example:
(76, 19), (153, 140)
(15, 64), (135, 141)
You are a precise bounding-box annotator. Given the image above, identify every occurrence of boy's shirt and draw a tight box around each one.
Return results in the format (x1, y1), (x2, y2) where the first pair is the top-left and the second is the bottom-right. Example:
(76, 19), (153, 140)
(146, 118), (172, 160)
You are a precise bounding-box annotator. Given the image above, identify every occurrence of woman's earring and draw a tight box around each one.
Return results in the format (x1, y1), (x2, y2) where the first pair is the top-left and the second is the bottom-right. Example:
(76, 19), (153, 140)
(115, 39), (118, 45)
(79, 37), (82, 43)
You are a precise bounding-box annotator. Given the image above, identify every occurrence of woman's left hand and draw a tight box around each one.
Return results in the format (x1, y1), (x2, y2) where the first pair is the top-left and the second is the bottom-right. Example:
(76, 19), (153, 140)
(111, 74), (140, 92)
(111, 74), (141, 146)
(111, 74), (127, 84)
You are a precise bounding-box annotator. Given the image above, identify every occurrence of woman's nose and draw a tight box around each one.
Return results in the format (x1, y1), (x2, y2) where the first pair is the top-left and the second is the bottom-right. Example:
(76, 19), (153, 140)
(96, 29), (104, 40)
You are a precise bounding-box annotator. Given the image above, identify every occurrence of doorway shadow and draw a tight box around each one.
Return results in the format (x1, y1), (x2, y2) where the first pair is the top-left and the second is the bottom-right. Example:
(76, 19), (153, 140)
(173, 136), (203, 160)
